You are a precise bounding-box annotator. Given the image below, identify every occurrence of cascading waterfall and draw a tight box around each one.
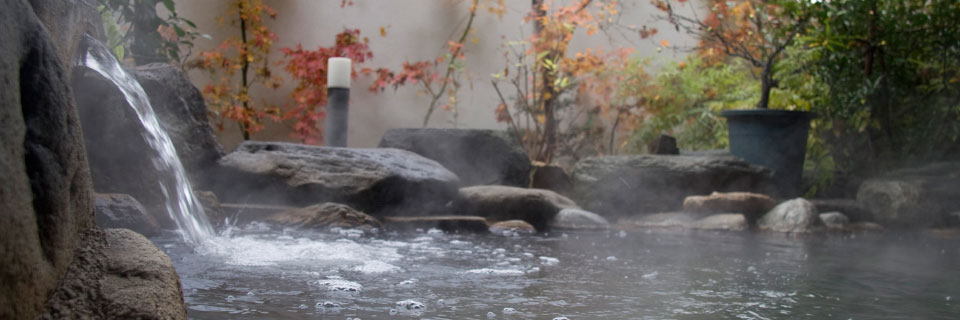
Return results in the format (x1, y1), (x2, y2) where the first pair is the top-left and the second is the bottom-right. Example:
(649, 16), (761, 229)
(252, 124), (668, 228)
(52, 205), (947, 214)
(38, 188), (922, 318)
(81, 36), (214, 245)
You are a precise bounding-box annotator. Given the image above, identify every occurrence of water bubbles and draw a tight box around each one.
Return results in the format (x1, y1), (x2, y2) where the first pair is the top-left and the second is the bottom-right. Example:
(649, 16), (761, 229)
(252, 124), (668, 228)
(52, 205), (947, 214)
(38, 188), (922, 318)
(642, 271), (659, 280)
(246, 290), (256, 296)
(539, 256), (560, 266)
(487, 311), (497, 318)
(397, 278), (417, 287)
(553, 317), (571, 320)
(747, 266), (758, 273)
(437, 299), (445, 306)
(226, 295), (235, 302)
(389, 308), (398, 315)
(522, 252), (534, 258)
(298, 304), (307, 309)
(503, 307), (518, 314)
(395, 299), (425, 311)
(606, 256), (618, 261)
(316, 301), (340, 309)
(318, 278), (363, 293)
(618, 230), (627, 238)
(427, 228), (444, 235)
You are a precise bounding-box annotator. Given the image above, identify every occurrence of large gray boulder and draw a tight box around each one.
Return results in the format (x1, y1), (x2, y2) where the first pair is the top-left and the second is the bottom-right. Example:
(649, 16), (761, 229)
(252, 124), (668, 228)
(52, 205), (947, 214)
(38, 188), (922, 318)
(379, 128), (531, 187)
(571, 155), (775, 217)
(856, 162), (960, 227)
(0, 0), (95, 316)
(73, 62), (223, 223)
(758, 198), (819, 233)
(216, 142), (461, 216)
(459, 185), (578, 231)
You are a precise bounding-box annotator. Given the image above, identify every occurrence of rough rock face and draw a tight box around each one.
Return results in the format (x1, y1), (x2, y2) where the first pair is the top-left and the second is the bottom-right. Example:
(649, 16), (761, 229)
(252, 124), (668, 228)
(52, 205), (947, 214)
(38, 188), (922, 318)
(0, 0), (95, 316)
(683, 192), (777, 222)
(266, 203), (383, 231)
(73, 62), (224, 222)
(379, 128), (531, 187)
(758, 198), (819, 233)
(571, 155), (775, 217)
(459, 186), (579, 231)
(216, 142), (461, 216)
(28, 0), (103, 74)
(100, 229), (187, 319)
(549, 208), (610, 230)
(94, 193), (160, 237)
(856, 162), (960, 227)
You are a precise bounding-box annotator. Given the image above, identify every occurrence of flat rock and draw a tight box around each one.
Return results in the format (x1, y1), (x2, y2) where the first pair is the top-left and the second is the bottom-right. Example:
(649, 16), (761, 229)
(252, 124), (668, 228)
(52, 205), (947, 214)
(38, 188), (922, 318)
(758, 198), (818, 233)
(266, 203), (383, 231)
(683, 192), (776, 221)
(379, 128), (531, 187)
(571, 155), (774, 217)
(215, 142), (461, 217)
(459, 186), (579, 231)
(549, 208), (610, 230)
(489, 220), (537, 235)
(857, 162), (960, 227)
(94, 193), (160, 237)
(383, 216), (490, 233)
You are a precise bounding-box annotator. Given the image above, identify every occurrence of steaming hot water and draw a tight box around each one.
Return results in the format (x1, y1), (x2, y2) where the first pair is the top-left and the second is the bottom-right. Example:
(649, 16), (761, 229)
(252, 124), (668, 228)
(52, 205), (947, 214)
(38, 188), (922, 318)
(155, 227), (959, 319)
(83, 38), (959, 319)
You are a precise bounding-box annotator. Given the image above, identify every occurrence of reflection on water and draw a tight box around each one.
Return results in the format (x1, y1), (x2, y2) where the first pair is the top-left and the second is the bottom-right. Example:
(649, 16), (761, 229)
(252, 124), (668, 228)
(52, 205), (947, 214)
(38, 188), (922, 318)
(155, 225), (960, 319)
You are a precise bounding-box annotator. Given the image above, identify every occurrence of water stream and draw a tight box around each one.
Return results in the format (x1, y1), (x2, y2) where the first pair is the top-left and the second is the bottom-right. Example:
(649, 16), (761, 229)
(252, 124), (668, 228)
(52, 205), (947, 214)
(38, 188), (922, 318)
(82, 37), (214, 245)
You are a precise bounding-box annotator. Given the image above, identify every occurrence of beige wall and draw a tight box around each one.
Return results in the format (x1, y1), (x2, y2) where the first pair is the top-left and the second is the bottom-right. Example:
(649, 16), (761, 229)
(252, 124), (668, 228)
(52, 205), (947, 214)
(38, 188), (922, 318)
(174, 0), (696, 151)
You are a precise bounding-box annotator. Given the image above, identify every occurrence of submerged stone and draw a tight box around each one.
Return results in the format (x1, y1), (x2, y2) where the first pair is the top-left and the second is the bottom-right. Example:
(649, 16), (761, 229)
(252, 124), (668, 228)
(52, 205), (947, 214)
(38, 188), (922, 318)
(549, 208), (610, 230)
(384, 216), (490, 233)
(266, 203), (383, 231)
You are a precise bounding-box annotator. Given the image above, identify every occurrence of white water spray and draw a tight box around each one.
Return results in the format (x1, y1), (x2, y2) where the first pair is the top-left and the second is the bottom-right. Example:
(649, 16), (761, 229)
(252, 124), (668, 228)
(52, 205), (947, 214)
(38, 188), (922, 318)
(82, 37), (213, 245)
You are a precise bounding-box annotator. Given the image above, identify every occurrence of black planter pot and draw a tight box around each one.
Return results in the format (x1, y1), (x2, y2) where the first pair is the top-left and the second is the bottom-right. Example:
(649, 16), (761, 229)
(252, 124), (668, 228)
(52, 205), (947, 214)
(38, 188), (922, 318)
(721, 109), (815, 197)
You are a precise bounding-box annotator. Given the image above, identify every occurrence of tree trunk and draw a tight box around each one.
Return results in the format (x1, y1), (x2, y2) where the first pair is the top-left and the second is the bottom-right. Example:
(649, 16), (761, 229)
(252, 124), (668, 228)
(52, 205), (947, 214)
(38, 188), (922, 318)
(238, 1), (250, 140)
(757, 66), (773, 109)
(532, 0), (556, 163)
